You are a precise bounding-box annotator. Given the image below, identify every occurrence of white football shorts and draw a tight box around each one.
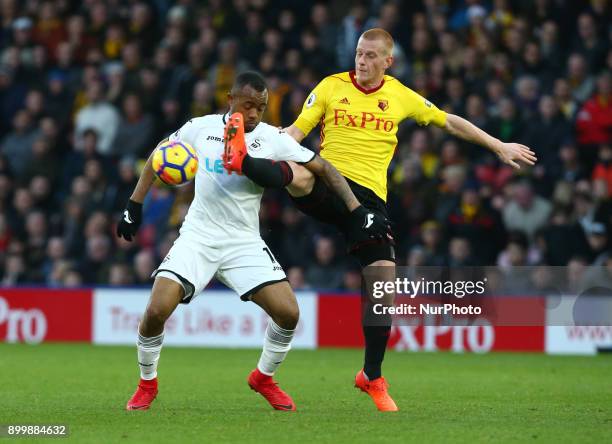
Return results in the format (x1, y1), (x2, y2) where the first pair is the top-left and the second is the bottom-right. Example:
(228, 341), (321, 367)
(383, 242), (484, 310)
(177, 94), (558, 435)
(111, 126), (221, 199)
(152, 233), (287, 303)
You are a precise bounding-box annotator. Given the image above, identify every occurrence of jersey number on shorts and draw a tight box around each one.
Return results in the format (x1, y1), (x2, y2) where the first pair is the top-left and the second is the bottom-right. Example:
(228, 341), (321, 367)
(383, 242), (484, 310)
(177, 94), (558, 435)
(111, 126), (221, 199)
(263, 247), (277, 263)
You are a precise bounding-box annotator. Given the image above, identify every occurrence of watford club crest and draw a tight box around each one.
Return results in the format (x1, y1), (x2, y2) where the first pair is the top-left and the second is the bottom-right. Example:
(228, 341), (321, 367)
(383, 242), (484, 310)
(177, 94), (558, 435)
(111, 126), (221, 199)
(378, 99), (389, 111)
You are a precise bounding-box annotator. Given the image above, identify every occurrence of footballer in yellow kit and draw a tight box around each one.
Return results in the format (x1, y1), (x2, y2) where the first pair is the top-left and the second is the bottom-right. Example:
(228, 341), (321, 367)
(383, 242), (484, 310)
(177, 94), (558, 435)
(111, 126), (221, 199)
(284, 28), (535, 412)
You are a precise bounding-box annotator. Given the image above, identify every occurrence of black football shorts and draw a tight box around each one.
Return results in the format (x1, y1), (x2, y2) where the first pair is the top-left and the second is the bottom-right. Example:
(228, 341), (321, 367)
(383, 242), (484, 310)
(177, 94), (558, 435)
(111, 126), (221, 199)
(290, 176), (395, 267)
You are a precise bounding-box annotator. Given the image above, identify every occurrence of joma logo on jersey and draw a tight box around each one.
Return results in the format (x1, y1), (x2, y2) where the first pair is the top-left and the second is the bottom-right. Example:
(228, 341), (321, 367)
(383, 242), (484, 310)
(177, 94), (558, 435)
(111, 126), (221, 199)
(333, 109), (395, 132)
(206, 135), (223, 142)
(203, 157), (241, 175)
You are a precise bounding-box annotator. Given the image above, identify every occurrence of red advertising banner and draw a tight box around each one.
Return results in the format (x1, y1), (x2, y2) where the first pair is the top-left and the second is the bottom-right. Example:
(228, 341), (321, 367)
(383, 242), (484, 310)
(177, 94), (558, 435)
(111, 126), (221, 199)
(318, 294), (363, 348)
(0, 289), (92, 343)
(317, 294), (545, 352)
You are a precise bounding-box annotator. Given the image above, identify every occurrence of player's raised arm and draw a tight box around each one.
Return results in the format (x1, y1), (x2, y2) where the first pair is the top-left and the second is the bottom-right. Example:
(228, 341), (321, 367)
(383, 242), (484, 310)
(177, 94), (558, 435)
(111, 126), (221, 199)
(116, 139), (166, 241)
(443, 114), (537, 169)
(400, 85), (538, 170)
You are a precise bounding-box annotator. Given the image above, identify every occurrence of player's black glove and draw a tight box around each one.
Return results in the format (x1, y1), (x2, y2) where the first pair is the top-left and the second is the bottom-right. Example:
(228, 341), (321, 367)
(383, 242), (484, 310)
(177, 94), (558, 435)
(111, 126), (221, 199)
(116, 199), (143, 242)
(349, 205), (391, 241)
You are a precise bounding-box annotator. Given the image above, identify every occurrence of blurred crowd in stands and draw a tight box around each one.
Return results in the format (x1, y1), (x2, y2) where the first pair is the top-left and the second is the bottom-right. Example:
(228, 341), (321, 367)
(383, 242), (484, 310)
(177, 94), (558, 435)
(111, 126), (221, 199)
(0, 0), (610, 291)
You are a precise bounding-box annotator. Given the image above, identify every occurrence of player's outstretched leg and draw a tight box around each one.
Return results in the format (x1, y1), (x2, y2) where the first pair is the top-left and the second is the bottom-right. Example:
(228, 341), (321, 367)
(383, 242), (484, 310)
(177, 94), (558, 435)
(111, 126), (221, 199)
(248, 281), (299, 411)
(126, 276), (183, 411)
(222, 112), (247, 172)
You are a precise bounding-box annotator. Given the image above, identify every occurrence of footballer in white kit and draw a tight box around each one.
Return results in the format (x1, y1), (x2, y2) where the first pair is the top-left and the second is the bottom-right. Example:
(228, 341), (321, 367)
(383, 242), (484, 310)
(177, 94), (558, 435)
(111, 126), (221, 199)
(116, 72), (390, 413)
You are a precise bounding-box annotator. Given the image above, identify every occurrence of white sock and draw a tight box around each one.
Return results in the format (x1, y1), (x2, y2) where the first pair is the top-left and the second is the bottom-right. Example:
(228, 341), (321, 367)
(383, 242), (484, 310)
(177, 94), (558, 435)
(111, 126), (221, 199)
(257, 320), (295, 376)
(137, 331), (164, 380)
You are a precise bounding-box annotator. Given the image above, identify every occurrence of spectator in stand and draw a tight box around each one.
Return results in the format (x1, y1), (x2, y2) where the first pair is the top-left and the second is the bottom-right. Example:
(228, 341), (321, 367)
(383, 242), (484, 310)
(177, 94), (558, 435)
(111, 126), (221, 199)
(188, 80), (215, 118)
(514, 75), (540, 120)
(108, 262), (135, 286)
(133, 249), (155, 285)
(538, 20), (565, 77)
(583, 221), (609, 264)
(549, 141), (588, 185)
(447, 186), (506, 264)
(592, 145), (612, 197)
(305, 236), (346, 290)
(24, 210), (47, 282)
(572, 13), (608, 73)
(208, 38), (249, 109)
(43, 236), (66, 280)
(10, 187), (33, 237)
(1, 110), (37, 179)
(336, 2), (369, 70)
(300, 27), (334, 78)
(24, 138), (59, 184)
(503, 179), (552, 239)
(416, 220), (446, 266)
(275, 206), (315, 269)
(447, 237), (473, 266)
(1, 253), (26, 285)
(62, 269), (83, 287)
(524, 95), (572, 178)
(498, 231), (533, 293)
(112, 158), (138, 212)
(575, 71), (612, 150)
(287, 266), (309, 291)
(113, 93), (154, 158)
(342, 268), (362, 292)
(566, 53), (595, 104)
(74, 79), (120, 156)
(488, 97), (524, 144)
(80, 234), (112, 284)
(29, 175), (54, 214)
(433, 165), (466, 224)
(310, 3), (337, 61)
(62, 128), (99, 192)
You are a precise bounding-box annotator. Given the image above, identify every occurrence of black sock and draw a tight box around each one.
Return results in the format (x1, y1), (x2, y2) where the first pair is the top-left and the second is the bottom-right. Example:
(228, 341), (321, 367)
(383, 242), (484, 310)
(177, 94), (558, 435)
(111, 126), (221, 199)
(363, 325), (391, 380)
(242, 155), (293, 188)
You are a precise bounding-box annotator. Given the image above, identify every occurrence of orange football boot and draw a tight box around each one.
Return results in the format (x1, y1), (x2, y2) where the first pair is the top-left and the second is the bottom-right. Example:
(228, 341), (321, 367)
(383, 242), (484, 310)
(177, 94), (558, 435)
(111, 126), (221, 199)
(354, 369), (398, 412)
(222, 112), (247, 173)
(247, 368), (296, 411)
(126, 378), (158, 411)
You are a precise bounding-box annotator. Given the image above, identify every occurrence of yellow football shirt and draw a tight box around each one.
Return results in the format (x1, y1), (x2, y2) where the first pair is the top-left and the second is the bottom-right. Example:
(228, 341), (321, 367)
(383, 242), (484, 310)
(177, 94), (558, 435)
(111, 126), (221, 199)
(294, 71), (447, 201)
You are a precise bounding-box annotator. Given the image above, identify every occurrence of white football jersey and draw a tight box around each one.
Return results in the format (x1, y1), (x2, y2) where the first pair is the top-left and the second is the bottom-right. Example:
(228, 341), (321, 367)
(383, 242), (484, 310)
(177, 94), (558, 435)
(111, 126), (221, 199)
(168, 113), (315, 245)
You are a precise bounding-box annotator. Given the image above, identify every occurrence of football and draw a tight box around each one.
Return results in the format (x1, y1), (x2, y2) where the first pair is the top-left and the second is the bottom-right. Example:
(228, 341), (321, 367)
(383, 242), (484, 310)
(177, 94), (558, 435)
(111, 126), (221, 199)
(152, 140), (198, 186)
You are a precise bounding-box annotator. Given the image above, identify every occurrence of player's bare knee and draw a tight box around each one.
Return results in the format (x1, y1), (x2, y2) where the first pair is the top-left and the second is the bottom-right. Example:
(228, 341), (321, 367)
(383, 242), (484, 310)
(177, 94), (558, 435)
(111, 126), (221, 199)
(275, 301), (299, 330)
(142, 304), (169, 333)
(286, 161), (315, 197)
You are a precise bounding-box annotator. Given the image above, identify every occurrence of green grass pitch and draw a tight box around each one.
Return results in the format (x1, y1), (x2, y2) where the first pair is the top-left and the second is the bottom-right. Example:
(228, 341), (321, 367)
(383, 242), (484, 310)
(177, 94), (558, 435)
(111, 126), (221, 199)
(1, 344), (610, 443)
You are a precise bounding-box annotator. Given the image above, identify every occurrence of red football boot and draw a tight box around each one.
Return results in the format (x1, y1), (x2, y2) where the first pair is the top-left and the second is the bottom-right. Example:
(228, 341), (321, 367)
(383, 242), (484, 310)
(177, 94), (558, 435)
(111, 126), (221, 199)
(222, 112), (247, 173)
(354, 369), (399, 412)
(126, 378), (158, 411)
(247, 368), (296, 411)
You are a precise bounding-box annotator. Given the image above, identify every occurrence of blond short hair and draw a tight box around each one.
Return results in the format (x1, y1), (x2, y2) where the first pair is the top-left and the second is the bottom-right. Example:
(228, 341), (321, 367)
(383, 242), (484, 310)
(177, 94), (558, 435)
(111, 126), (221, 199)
(360, 28), (394, 55)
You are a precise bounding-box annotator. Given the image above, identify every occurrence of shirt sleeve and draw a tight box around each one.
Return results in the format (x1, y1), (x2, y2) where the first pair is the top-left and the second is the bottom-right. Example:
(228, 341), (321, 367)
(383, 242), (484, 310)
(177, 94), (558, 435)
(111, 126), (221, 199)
(270, 131), (316, 164)
(400, 86), (447, 128)
(293, 78), (330, 136)
(168, 119), (200, 147)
